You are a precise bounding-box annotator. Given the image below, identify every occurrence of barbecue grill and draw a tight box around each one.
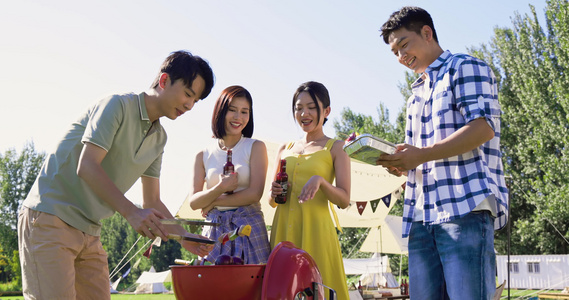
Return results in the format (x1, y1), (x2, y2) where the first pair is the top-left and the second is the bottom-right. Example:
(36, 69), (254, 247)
(171, 241), (336, 299)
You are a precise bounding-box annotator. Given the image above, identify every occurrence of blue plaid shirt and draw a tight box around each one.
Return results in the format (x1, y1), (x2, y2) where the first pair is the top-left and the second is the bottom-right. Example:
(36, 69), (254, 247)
(402, 50), (509, 237)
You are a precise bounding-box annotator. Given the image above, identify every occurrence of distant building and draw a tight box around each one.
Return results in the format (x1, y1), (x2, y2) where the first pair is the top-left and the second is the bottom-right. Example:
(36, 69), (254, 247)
(497, 255), (569, 290)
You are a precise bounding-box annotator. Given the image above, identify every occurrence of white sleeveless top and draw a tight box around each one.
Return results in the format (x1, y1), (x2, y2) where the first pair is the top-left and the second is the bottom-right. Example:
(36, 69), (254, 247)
(203, 136), (255, 210)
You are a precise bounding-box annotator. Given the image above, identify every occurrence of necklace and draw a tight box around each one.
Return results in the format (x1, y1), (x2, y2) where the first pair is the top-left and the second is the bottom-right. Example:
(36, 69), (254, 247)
(219, 136), (243, 151)
(298, 136), (327, 155)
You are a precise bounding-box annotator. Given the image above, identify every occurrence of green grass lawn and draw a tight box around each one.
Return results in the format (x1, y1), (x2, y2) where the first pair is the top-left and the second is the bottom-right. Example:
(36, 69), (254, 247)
(501, 288), (557, 299)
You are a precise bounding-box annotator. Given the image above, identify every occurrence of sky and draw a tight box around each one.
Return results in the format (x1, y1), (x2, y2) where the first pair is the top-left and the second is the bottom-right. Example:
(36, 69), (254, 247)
(0, 0), (547, 213)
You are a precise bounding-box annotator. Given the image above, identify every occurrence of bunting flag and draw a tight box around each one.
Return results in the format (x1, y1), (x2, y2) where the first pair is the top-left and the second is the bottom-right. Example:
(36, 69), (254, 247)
(350, 186), (404, 216)
(370, 199), (381, 213)
(142, 244), (153, 258)
(381, 194), (392, 208)
(121, 267), (131, 278)
(356, 201), (367, 215)
(133, 257), (142, 269)
(111, 277), (121, 290)
(143, 237), (163, 259)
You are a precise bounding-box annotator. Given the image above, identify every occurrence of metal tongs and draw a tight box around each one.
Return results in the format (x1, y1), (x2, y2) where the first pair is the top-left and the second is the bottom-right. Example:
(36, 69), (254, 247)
(160, 219), (220, 226)
(167, 234), (216, 244)
(160, 219), (219, 244)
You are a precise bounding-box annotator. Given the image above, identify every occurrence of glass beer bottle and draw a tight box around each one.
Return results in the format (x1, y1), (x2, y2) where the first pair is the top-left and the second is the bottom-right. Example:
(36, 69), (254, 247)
(224, 149), (234, 194)
(275, 159), (288, 204)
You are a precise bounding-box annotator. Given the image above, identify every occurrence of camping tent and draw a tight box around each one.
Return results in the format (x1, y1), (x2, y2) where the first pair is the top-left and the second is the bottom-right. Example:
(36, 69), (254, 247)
(134, 266), (171, 294)
(343, 253), (398, 288)
(344, 253), (390, 275)
(176, 140), (407, 228)
(358, 215), (408, 286)
(110, 277), (120, 294)
(359, 215), (408, 255)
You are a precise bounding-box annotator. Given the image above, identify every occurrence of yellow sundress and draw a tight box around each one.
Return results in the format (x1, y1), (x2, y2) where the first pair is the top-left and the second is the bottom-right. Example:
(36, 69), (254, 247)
(270, 139), (349, 300)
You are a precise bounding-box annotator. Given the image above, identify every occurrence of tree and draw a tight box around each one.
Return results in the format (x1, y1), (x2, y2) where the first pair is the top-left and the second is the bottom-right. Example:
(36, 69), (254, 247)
(100, 211), (199, 290)
(333, 103), (404, 145)
(471, 0), (569, 255)
(339, 227), (372, 259)
(0, 142), (45, 283)
(0, 245), (8, 279)
(100, 212), (147, 288)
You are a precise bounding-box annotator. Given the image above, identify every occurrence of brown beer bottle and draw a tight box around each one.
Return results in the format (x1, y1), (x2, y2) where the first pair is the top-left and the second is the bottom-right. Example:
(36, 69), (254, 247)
(224, 149), (234, 194)
(275, 159), (288, 204)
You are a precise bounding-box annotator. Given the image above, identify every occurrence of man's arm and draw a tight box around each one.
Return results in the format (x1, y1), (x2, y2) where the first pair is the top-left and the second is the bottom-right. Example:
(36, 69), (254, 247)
(377, 118), (494, 172)
(77, 142), (168, 239)
(140, 176), (213, 257)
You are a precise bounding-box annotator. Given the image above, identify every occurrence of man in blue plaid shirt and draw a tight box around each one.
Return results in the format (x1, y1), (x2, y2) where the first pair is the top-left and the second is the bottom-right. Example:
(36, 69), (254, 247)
(377, 6), (509, 300)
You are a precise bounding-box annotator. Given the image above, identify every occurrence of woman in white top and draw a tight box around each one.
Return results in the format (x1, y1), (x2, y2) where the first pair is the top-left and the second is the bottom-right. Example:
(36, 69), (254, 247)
(189, 85), (271, 264)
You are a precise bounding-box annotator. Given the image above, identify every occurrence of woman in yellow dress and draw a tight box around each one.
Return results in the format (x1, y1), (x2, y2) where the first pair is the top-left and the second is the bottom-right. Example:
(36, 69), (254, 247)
(269, 81), (351, 300)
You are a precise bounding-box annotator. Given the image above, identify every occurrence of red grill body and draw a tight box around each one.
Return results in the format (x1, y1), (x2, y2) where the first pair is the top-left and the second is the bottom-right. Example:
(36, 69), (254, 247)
(170, 241), (329, 300)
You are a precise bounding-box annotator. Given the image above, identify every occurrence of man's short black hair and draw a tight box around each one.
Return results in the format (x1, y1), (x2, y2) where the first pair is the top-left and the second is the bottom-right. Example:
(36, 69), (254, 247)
(151, 50), (215, 99)
(380, 6), (438, 44)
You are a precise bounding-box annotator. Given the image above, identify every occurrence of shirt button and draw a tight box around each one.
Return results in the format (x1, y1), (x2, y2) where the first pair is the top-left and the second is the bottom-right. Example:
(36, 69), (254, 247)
(410, 201), (415, 206)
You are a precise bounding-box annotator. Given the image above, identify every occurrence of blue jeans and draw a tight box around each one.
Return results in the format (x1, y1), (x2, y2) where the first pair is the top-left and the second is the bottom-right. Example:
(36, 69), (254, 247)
(408, 211), (496, 300)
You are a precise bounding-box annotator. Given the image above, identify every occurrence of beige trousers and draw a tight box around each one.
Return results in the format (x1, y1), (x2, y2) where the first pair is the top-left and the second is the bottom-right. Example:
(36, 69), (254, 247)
(18, 207), (110, 300)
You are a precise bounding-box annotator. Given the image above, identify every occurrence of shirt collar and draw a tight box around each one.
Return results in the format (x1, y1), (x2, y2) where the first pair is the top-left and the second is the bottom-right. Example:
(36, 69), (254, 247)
(137, 92), (150, 121)
(425, 50), (452, 73)
(416, 50), (452, 85)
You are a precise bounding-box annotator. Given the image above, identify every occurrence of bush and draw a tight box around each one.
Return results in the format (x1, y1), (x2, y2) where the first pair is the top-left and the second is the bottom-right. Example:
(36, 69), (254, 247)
(10, 251), (21, 288)
(0, 280), (21, 293)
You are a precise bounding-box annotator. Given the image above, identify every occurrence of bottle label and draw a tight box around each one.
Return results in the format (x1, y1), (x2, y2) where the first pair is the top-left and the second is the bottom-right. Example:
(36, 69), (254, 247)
(224, 166), (234, 175)
(280, 181), (287, 197)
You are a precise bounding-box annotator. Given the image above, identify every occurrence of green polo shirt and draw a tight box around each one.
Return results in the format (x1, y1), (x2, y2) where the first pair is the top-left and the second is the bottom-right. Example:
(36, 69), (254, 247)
(23, 93), (167, 236)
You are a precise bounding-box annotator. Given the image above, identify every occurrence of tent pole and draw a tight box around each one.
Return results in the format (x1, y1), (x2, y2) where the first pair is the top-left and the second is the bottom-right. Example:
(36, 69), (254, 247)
(399, 254), (402, 285)
(379, 225), (383, 255)
(379, 226), (383, 288)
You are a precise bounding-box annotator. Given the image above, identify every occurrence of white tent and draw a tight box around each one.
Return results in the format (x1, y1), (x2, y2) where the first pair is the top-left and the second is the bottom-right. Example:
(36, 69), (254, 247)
(344, 253), (390, 275)
(110, 277), (120, 294)
(359, 215), (408, 255)
(343, 253), (398, 288)
(134, 266), (171, 294)
(176, 140), (407, 228)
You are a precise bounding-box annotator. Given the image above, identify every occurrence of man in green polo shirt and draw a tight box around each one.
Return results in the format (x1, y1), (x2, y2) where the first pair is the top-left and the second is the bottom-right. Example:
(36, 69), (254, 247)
(18, 50), (215, 299)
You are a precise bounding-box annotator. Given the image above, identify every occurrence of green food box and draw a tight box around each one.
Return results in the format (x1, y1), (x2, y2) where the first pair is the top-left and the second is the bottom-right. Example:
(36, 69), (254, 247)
(343, 134), (396, 165)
